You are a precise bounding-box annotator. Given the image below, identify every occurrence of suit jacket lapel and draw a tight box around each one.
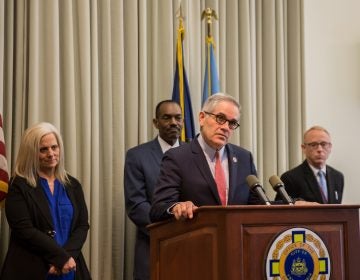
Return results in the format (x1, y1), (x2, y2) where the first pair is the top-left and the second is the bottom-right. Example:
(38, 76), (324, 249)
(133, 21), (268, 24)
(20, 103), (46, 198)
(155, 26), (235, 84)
(150, 138), (164, 164)
(226, 145), (238, 204)
(326, 167), (337, 203)
(29, 181), (54, 228)
(302, 161), (325, 203)
(191, 138), (222, 205)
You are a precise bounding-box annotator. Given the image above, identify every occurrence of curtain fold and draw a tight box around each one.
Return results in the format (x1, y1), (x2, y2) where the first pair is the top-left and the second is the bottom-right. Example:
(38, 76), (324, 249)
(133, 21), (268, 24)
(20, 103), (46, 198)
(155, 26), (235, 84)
(0, 0), (304, 279)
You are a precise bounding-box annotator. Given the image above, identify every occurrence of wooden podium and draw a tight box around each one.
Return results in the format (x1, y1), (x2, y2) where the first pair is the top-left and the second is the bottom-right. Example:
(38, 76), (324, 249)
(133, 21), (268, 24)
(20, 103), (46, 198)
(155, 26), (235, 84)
(149, 205), (360, 280)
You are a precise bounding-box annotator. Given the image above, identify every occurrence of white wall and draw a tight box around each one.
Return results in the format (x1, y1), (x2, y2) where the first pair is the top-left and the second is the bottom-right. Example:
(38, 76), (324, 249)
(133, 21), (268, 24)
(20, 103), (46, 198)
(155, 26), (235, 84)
(304, 0), (360, 204)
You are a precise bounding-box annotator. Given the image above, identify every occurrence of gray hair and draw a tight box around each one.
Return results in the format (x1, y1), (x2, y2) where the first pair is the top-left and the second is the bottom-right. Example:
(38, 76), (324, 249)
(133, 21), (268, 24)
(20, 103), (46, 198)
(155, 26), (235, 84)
(202, 92), (241, 113)
(13, 122), (69, 187)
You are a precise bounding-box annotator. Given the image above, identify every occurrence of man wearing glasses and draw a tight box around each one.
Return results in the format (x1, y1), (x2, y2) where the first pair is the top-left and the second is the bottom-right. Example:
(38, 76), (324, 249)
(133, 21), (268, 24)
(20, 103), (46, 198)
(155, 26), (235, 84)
(276, 126), (344, 204)
(150, 93), (261, 222)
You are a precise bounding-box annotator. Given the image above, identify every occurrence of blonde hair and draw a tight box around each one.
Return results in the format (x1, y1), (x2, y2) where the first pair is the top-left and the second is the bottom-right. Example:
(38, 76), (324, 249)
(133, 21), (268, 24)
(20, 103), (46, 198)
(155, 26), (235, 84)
(13, 122), (69, 187)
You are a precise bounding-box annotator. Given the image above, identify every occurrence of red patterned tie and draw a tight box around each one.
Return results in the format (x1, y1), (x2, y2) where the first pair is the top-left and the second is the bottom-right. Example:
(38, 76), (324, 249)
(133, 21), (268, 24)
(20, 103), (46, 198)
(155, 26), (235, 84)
(215, 151), (227, 205)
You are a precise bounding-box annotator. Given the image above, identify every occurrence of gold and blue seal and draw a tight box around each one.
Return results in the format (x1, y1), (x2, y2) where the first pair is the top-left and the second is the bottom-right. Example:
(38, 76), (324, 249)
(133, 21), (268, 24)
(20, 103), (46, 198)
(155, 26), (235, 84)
(265, 227), (330, 279)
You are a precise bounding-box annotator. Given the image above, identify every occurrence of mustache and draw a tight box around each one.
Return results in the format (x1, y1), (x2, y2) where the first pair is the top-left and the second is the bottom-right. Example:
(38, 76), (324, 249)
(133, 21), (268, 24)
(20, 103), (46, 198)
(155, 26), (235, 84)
(168, 125), (182, 130)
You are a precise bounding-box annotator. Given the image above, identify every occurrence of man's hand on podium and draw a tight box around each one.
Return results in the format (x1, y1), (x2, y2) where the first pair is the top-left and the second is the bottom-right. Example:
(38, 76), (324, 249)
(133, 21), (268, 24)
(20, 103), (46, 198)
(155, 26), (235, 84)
(171, 201), (199, 220)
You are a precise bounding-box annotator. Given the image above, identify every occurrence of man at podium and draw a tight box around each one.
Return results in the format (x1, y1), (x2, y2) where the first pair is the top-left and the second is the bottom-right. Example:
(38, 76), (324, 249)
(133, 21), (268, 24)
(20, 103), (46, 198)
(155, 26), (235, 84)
(150, 93), (261, 222)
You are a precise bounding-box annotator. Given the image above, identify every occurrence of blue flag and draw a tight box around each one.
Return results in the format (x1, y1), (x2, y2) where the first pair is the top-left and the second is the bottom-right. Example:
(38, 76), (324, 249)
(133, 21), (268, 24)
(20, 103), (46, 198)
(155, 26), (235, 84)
(202, 36), (220, 104)
(172, 18), (195, 142)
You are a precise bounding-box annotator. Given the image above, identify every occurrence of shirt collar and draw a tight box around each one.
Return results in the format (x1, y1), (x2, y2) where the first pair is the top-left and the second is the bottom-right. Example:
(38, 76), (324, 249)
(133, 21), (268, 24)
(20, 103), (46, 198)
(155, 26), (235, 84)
(308, 162), (326, 175)
(197, 134), (225, 161)
(157, 135), (180, 153)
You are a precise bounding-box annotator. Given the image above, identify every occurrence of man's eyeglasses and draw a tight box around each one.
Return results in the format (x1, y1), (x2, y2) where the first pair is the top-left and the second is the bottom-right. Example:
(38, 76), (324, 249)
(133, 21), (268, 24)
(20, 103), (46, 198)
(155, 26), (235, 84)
(204, 111), (240, 130)
(304, 142), (332, 150)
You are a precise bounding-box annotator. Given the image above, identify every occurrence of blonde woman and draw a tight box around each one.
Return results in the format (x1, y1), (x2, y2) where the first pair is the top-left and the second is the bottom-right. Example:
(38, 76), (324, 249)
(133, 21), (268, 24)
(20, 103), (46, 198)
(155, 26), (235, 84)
(0, 122), (91, 280)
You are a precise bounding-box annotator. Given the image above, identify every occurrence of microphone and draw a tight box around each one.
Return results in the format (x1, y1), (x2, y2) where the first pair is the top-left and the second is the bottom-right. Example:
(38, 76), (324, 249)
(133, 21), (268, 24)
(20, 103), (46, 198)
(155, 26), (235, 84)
(246, 175), (271, 205)
(269, 175), (294, 205)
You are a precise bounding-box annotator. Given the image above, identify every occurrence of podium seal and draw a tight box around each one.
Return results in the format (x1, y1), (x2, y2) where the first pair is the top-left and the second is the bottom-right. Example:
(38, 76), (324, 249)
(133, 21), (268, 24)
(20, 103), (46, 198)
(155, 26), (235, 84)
(265, 227), (330, 279)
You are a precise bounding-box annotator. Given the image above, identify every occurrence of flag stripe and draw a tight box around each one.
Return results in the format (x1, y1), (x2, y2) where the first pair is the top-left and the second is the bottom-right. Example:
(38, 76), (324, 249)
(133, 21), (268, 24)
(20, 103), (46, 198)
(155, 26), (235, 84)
(172, 18), (195, 142)
(0, 141), (6, 157)
(0, 168), (9, 182)
(0, 114), (9, 206)
(177, 23), (185, 140)
(202, 36), (220, 104)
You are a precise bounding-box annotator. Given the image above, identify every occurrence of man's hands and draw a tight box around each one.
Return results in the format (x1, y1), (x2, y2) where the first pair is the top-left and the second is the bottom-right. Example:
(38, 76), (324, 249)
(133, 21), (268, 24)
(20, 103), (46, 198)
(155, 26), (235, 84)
(171, 201), (198, 220)
(169, 200), (319, 220)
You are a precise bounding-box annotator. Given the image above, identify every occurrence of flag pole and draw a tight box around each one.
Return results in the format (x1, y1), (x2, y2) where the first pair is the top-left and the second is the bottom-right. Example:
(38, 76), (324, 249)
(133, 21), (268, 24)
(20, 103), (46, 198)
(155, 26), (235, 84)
(176, 4), (185, 141)
(201, 8), (219, 101)
(201, 7), (218, 38)
(172, 3), (195, 142)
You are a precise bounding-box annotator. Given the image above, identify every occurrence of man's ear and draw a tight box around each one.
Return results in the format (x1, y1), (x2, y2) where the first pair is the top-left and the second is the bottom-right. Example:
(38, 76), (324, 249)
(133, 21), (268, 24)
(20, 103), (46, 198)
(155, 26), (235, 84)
(199, 111), (205, 125)
(301, 144), (306, 152)
(153, 118), (159, 129)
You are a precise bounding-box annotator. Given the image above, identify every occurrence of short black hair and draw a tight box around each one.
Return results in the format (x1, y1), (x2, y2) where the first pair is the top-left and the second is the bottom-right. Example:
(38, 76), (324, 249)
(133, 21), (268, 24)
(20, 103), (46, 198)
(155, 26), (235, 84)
(155, 100), (180, 118)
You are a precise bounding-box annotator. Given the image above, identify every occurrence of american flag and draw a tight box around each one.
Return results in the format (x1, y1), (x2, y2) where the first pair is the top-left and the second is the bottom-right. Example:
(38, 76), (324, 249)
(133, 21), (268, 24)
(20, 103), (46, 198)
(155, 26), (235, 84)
(0, 114), (9, 207)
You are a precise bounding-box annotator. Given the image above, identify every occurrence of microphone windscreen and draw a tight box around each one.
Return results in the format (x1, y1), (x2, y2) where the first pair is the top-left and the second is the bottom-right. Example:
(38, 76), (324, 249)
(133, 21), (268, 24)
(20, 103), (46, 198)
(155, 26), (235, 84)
(246, 175), (260, 189)
(269, 175), (283, 189)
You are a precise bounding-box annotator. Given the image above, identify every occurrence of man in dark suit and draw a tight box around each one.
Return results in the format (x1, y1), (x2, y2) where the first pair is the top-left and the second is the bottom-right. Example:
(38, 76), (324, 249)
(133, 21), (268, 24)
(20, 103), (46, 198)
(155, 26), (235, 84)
(124, 100), (183, 280)
(277, 126), (344, 204)
(150, 93), (260, 222)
